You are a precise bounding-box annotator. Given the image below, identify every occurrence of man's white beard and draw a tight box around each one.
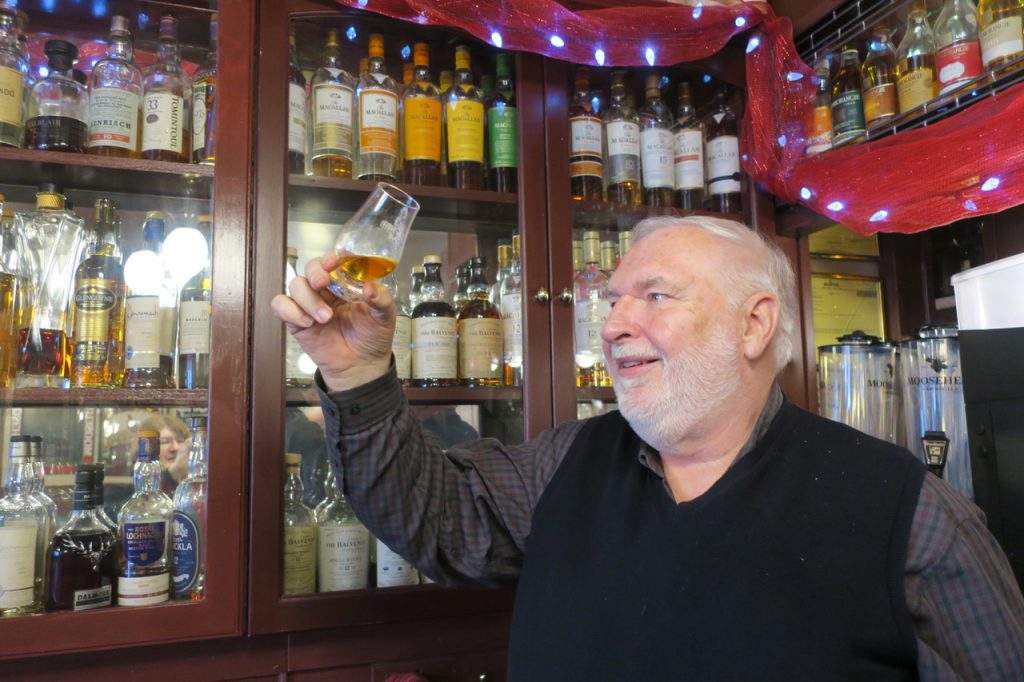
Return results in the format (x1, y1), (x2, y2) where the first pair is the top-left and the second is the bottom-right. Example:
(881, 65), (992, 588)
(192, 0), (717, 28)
(611, 321), (743, 452)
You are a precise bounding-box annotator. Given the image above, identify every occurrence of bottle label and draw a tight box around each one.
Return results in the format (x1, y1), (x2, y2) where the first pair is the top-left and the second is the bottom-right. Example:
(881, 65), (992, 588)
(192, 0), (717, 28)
(864, 83), (897, 123)
(124, 295), (161, 370)
(376, 540), (419, 587)
(402, 97), (442, 161)
(123, 520), (167, 567)
(575, 299), (611, 357)
(88, 88), (139, 150)
(447, 99), (485, 163)
(606, 121), (640, 185)
(570, 116), (603, 178)
(358, 88), (398, 157)
(897, 68), (934, 112)
(500, 292), (523, 368)
(142, 92), (185, 154)
(706, 135), (741, 195)
(806, 104), (833, 154)
(458, 317), (503, 380)
(488, 105), (518, 168)
(937, 40), (982, 92)
(392, 314), (412, 380)
(73, 583), (112, 611)
(411, 316), (457, 380)
(0, 65), (24, 127)
(0, 525), (35, 609)
(117, 572), (169, 606)
(313, 83), (354, 156)
(178, 300), (211, 354)
(318, 525), (370, 592)
(981, 16), (1024, 67)
(673, 128), (704, 190)
(287, 82), (307, 156)
(830, 91), (866, 142)
(192, 79), (214, 155)
(72, 278), (117, 364)
(641, 127), (673, 189)
(171, 510), (201, 597)
(283, 525), (317, 594)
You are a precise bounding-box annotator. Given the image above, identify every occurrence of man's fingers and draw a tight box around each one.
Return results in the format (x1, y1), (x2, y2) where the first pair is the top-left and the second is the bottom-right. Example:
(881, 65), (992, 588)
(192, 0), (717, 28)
(305, 251), (341, 291)
(363, 281), (396, 325)
(271, 292), (316, 328)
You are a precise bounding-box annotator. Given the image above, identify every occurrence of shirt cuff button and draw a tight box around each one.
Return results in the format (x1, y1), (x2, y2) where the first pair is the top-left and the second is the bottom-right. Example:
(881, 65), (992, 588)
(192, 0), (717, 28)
(349, 406), (361, 416)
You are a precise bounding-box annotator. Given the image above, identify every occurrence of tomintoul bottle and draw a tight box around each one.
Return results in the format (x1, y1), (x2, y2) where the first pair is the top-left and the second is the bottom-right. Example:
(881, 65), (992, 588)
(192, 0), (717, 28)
(141, 16), (190, 163)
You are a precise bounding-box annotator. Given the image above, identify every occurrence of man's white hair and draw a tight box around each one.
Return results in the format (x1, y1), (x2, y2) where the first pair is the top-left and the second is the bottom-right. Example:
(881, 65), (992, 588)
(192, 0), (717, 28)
(631, 216), (798, 372)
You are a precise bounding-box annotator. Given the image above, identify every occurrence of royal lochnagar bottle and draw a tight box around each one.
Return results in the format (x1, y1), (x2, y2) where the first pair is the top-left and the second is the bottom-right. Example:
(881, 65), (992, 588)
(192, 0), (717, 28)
(0, 5), (27, 148)
(401, 42), (442, 185)
(445, 45), (486, 190)
(142, 15), (190, 163)
(172, 416), (207, 600)
(316, 470), (370, 592)
(411, 255), (457, 388)
(88, 16), (142, 158)
(356, 34), (400, 181)
(500, 235), (523, 387)
(705, 87), (743, 213)
(978, 0), (1024, 70)
(25, 40), (88, 152)
(574, 231), (612, 388)
(603, 70), (642, 206)
(0, 436), (47, 617)
(283, 453), (317, 595)
(862, 27), (899, 127)
(287, 28), (308, 175)
(830, 48), (866, 147)
(191, 13), (217, 165)
(311, 29), (356, 178)
(569, 67), (604, 201)
(673, 82), (705, 209)
(639, 74), (674, 207)
(458, 256), (503, 387)
(487, 53), (518, 193)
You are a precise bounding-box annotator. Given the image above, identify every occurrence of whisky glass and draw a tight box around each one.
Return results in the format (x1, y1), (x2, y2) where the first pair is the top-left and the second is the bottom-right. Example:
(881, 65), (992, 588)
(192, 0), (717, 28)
(328, 183), (419, 302)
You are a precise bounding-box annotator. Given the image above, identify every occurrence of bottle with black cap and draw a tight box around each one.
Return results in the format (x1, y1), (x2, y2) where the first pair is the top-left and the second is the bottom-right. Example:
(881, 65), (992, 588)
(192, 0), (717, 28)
(25, 40), (88, 152)
(88, 462), (117, 532)
(0, 435), (47, 616)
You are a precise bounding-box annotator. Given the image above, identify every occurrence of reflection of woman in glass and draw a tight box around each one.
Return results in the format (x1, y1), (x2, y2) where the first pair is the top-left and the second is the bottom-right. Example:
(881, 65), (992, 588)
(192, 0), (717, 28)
(140, 414), (191, 496)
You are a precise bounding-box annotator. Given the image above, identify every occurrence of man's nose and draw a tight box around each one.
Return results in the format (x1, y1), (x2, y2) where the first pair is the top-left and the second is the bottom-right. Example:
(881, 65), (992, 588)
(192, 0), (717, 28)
(601, 296), (638, 344)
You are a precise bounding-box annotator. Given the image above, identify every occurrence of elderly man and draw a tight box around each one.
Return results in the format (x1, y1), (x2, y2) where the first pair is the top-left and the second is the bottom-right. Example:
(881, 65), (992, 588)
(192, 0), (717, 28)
(273, 216), (1024, 681)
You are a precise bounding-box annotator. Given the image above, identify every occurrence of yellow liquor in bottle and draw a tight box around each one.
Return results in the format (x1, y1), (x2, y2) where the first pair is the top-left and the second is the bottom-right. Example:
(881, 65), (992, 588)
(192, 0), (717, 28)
(569, 67), (604, 201)
(602, 70), (642, 206)
(356, 34), (399, 181)
(444, 46), (486, 190)
(862, 27), (899, 126)
(978, 0), (1024, 70)
(401, 43), (442, 185)
(311, 29), (355, 178)
(457, 256), (502, 387)
(896, 0), (938, 113)
(0, 271), (16, 387)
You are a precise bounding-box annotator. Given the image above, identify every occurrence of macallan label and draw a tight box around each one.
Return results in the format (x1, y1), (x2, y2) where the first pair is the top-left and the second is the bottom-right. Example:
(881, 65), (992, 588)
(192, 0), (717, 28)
(0, 65), (23, 126)
(0, 525), (35, 609)
(142, 92), (185, 154)
(575, 299), (610, 356)
(606, 121), (640, 157)
(446, 99), (485, 163)
(411, 316), (457, 380)
(358, 88), (398, 157)
(318, 525), (370, 592)
(488, 105), (518, 169)
(88, 88), (139, 150)
(640, 128), (673, 189)
(673, 128), (704, 190)
(981, 16), (1024, 67)
(570, 115), (602, 155)
(403, 97), (442, 161)
(937, 40), (982, 92)
(706, 135), (741, 194)
(288, 82), (307, 155)
(313, 83), (354, 155)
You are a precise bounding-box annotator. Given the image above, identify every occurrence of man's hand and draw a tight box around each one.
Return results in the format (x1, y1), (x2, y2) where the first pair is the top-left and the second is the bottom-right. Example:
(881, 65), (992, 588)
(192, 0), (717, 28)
(271, 251), (395, 392)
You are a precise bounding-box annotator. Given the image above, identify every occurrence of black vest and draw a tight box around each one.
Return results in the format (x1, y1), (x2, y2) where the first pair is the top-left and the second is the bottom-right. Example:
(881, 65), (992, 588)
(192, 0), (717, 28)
(508, 401), (925, 681)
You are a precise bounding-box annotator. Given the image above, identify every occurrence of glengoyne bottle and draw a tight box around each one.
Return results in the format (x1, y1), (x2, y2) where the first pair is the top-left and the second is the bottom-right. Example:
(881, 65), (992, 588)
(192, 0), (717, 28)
(978, 0), (1024, 70)
(862, 27), (899, 127)
(142, 15), (190, 163)
(639, 74), (674, 207)
(25, 40), (88, 152)
(310, 29), (355, 178)
(458, 256), (503, 388)
(603, 70), (642, 206)
(356, 34), (400, 181)
(444, 45), (486, 190)
(574, 231), (611, 388)
(401, 42), (442, 185)
(934, 0), (983, 94)
(172, 416), (207, 600)
(177, 229), (211, 389)
(569, 67), (603, 201)
(316, 470), (370, 592)
(88, 16), (142, 157)
(487, 53), (518, 193)
(0, 436), (46, 616)
(704, 87), (743, 213)
(283, 453), (317, 595)
(0, 5), (27, 148)
(897, 0), (938, 113)
(830, 47), (866, 147)
(117, 432), (173, 606)
(191, 13), (217, 165)
(123, 212), (176, 388)
(673, 81), (705, 209)
(287, 28), (308, 175)
(500, 235), (523, 387)
(411, 255), (457, 388)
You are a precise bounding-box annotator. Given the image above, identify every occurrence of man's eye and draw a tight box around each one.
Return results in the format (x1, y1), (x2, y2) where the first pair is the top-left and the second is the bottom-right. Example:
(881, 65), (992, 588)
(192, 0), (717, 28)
(648, 293), (667, 302)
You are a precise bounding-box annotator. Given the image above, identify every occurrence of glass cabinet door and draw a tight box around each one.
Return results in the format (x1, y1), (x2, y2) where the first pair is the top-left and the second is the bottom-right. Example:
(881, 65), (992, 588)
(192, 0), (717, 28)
(0, 0), (252, 659)
(249, 0), (550, 634)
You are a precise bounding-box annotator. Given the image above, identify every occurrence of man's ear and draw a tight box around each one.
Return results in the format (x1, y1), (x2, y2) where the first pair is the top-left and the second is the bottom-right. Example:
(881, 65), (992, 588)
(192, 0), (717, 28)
(740, 292), (780, 362)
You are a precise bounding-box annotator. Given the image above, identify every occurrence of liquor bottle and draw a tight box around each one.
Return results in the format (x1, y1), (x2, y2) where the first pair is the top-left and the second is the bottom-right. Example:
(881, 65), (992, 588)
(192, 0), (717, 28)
(375, 537), (419, 587)
(284, 248), (311, 387)
(444, 45), (486, 190)
(639, 74), (674, 207)
(600, 240), (618, 276)
(123, 212), (176, 388)
(619, 230), (634, 263)
(0, 436), (46, 616)
(0, 4), (28, 148)
(806, 59), (833, 156)
(862, 27), (899, 127)
(142, 16), (190, 163)
(499, 235), (523, 387)
(673, 82), (705, 209)
(310, 29), (356, 178)
(316, 470), (370, 592)
(569, 67), (604, 201)
(70, 199), (125, 387)
(411, 255), (457, 388)
(897, 0), (938, 113)
(402, 61), (414, 90)
(88, 16), (143, 157)
(487, 53), (518, 193)
(490, 241), (512, 305)
(401, 42), (442, 185)
(933, 0), (984, 94)
(90, 462), (117, 532)
(574, 232), (611, 388)
(356, 34), (400, 181)
(439, 69), (453, 183)
(480, 74), (495, 100)
(704, 88), (743, 213)
(0, 203), (19, 386)
(46, 465), (117, 611)
(283, 452), (317, 595)
(830, 47), (867, 147)
(172, 416), (207, 600)
(978, 0), (1024, 70)
(452, 264), (470, 314)
(390, 274), (412, 383)
(603, 70), (642, 206)
(191, 13), (217, 165)
(287, 28), (308, 175)
(177, 222), (211, 389)
(26, 434), (57, 542)
(408, 265), (425, 310)
(25, 40), (88, 152)
(458, 257), (503, 387)
(572, 239), (584, 277)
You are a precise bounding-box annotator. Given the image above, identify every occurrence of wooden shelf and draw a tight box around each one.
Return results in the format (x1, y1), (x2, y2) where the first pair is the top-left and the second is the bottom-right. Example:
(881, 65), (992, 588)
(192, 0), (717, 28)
(286, 385), (522, 406)
(576, 387), (616, 402)
(572, 200), (742, 230)
(2, 387), (207, 407)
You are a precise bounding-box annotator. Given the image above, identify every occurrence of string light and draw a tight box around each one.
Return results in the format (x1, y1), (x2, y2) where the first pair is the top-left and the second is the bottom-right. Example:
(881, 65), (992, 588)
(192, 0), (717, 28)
(787, 72), (804, 81)
(401, 45), (411, 60)
(964, 200), (978, 211)
(869, 209), (889, 222)
(491, 32), (503, 48)
(550, 35), (565, 48)
(981, 177), (1001, 191)
(800, 187), (812, 200)
(746, 36), (760, 53)
(645, 47), (655, 66)
(692, 3), (703, 19)
(827, 200), (845, 211)
(777, 135), (787, 146)
(735, 16), (747, 27)
(346, 26), (357, 41)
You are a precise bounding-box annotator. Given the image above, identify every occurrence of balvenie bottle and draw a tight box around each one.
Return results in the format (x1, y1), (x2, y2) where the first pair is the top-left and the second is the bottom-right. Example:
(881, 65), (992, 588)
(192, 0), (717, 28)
(282, 452), (317, 595)
(316, 469), (370, 592)
(411, 255), (457, 388)
(458, 256), (503, 387)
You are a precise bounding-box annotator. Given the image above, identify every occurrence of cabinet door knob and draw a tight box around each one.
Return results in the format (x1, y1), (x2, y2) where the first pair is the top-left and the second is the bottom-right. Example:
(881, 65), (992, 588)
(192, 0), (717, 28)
(534, 288), (550, 304)
(558, 288), (574, 304)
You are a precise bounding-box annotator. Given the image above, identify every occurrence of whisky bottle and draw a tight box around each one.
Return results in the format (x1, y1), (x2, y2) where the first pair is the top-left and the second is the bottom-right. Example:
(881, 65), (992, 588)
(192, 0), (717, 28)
(439, 70), (453, 183)
(411, 255), (457, 388)
(704, 88), (743, 213)
(46, 465), (117, 611)
(123, 212), (176, 388)
(569, 67), (604, 201)
(499, 235), (523, 387)
(673, 82), (705, 209)
(88, 16), (143, 157)
(70, 198), (126, 388)
(26, 434), (57, 542)
(90, 462), (117, 532)
(171, 416), (207, 600)
(0, 436), (46, 616)
(0, 203), (19, 386)
(978, 0), (1024, 70)
(311, 29), (356, 178)
(603, 70), (642, 206)
(639, 74), (674, 207)
(25, 40), (88, 152)
(117, 431), (173, 606)
(142, 16), (190, 162)
(452, 264), (470, 314)
(375, 538), (419, 587)
(356, 34), (400, 181)
(401, 42), (442, 185)
(574, 231), (611, 388)
(178, 215), (211, 389)
(0, 5), (27, 148)
(409, 265), (425, 309)
(490, 241), (512, 305)
(830, 48), (866, 147)
(806, 58), (833, 155)
(402, 61), (414, 90)
(283, 453), (317, 595)
(287, 28), (308, 175)
(897, 0), (938, 113)
(862, 28), (899, 127)
(191, 13), (217, 165)
(619, 229), (633, 262)
(933, 0), (983, 94)
(444, 45), (486, 190)
(572, 239), (583, 277)
(316, 470), (370, 592)
(458, 256), (503, 387)
(389, 274), (412, 383)
(600, 240), (618, 277)
(487, 53), (518, 193)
